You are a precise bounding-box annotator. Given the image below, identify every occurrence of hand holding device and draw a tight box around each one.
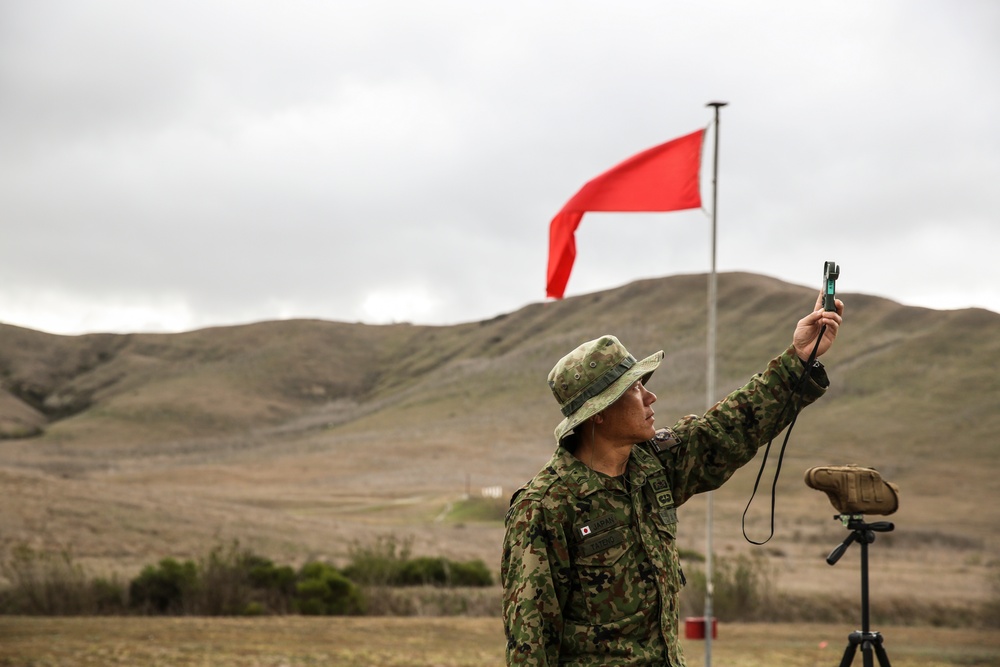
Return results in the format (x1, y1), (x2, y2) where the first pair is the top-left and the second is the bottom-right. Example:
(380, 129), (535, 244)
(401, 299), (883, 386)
(823, 261), (840, 311)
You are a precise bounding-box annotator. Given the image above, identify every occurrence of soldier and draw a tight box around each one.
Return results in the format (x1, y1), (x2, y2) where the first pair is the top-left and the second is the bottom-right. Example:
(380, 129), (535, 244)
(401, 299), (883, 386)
(502, 294), (844, 666)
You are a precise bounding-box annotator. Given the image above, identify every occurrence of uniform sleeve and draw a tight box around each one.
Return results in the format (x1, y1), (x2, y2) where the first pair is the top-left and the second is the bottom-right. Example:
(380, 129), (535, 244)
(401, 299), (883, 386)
(661, 345), (829, 506)
(501, 498), (570, 667)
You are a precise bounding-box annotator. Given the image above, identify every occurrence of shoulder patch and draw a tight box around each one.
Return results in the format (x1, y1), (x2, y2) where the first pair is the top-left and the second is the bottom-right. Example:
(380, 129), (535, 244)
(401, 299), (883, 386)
(650, 427), (681, 453)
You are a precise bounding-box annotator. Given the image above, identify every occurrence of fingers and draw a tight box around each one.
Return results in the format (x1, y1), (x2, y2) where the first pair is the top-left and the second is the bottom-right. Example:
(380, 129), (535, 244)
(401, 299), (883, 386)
(813, 291), (824, 312)
(794, 296), (844, 360)
(820, 299), (845, 325)
(801, 308), (826, 328)
(811, 298), (845, 324)
(815, 312), (841, 336)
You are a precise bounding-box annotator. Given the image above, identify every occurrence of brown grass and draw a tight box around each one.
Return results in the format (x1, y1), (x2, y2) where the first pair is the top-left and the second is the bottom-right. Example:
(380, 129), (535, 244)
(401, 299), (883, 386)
(0, 617), (998, 667)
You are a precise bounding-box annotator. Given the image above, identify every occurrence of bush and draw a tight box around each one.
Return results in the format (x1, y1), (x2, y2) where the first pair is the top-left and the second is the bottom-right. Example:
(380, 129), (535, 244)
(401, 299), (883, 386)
(0, 544), (104, 615)
(449, 559), (493, 587)
(398, 557), (449, 586)
(0, 538), (490, 617)
(129, 557), (198, 614)
(395, 557), (493, 587)
(195, 541), (297, 615)
(342, 535), (411, 586)
(295, 562), (364, 615)
(91, 576), (128, 614)
(247, 556), (297, 613)
(344, 536), (492, 588)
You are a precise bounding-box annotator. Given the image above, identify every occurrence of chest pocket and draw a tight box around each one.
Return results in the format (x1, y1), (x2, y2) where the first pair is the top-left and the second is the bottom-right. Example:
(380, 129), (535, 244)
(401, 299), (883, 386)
(570, 519), (642, 624)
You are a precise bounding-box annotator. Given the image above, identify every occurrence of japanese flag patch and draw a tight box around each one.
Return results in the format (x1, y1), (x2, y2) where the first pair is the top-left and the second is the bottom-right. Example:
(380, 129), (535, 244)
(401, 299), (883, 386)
(575, 513), (618, 540)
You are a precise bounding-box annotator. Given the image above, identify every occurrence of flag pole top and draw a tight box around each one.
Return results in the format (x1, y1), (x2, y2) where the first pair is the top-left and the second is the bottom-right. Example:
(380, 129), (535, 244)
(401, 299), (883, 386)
(706, 101), (729, 109)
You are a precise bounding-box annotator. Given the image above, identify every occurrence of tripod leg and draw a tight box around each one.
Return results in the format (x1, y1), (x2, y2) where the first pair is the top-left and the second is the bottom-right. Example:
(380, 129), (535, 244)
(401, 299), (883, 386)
(873, 635), (892, 667)
(839, 638), (859, 667)
(862, 642), (874, 667)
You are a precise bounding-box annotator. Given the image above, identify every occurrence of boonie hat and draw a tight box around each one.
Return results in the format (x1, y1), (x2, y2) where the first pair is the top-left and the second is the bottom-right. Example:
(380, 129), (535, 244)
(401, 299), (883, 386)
(548, 335), (663, 444)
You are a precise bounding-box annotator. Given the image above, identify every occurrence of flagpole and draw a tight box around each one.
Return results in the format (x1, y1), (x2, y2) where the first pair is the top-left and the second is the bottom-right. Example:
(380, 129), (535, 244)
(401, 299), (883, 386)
(704, 100), (727, 667)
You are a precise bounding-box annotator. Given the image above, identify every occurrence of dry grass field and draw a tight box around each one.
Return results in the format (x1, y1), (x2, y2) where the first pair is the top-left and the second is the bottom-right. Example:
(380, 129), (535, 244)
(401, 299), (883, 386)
(1, 617), (999, 667)
(1, 274), (998, 637)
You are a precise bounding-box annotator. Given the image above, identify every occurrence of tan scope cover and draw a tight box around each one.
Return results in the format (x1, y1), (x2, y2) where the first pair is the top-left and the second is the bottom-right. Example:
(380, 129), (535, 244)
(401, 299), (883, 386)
(804, 465), (900, 516)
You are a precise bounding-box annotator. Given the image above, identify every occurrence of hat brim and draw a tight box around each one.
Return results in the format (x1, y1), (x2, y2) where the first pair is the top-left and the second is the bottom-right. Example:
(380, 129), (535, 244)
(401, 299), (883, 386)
(554, 350), (664, 444)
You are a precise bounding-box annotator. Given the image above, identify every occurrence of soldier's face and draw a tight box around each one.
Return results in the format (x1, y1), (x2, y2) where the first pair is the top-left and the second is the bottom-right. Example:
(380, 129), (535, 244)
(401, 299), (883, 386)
(601, 380), (657, 443)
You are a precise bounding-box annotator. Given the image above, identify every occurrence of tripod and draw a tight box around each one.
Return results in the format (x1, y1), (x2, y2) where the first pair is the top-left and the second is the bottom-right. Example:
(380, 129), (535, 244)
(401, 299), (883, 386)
(826, 515), (894, 667)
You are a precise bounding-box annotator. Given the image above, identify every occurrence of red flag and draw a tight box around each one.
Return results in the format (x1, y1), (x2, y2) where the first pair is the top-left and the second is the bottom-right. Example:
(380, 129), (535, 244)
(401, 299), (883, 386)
(546, 129), (705, 299)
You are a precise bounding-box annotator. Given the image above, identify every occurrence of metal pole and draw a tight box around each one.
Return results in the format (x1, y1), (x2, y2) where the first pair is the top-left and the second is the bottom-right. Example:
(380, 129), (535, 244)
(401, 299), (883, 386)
(860, 534), (871, 634)
(703, 100), (727, 667)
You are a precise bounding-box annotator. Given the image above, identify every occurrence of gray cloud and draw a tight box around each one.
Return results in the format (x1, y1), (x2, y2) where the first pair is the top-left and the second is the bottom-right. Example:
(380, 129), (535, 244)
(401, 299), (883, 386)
(1, 0), (998, 333)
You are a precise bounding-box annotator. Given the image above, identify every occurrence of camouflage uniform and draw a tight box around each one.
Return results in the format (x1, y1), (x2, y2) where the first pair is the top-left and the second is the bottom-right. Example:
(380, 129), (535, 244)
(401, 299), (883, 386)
(502, 345), (829, 666)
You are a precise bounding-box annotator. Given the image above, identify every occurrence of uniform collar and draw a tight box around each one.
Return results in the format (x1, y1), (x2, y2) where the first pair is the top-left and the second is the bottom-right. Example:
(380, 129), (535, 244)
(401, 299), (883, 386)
(551, 443), (660, 498)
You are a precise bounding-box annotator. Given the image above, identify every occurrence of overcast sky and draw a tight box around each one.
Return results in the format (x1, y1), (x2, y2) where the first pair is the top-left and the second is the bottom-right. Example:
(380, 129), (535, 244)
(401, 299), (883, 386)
(2, 1), (998, 335)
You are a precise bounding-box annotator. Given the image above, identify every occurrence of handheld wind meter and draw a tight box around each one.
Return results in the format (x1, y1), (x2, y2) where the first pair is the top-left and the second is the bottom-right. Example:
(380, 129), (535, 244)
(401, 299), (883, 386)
(823, 261), (840, 311)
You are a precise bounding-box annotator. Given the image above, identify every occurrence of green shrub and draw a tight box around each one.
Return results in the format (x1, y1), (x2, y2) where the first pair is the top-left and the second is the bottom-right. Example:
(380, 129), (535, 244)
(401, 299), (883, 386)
(394, 557), (492, 587)
(195, 541), (297, 615)
(342, 535), (411, 586)
(295, 562), (364, 615)
(248, 556), (296, 591)
(343, 536), (492, 588)
(246, 556), (297, 614)
(0, 538), (489, 617)
(449, 559), (493, 587)
(127, 544), (303, 616)
(91, 576), (128, 614)
(129, 557), (198, 614)
(398, 557), (449, 586)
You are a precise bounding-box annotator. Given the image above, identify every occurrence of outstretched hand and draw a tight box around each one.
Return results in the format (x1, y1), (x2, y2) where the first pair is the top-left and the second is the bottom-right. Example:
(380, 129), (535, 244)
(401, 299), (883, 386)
(793, 293), (844, 361)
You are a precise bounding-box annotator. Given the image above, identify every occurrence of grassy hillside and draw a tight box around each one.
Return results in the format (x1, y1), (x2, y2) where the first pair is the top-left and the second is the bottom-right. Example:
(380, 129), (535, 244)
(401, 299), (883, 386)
(1, 272), (998, 614)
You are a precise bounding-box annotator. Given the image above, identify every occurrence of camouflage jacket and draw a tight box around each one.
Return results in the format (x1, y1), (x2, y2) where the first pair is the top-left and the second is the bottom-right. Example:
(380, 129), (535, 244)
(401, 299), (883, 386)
(502, 346), (829, 666)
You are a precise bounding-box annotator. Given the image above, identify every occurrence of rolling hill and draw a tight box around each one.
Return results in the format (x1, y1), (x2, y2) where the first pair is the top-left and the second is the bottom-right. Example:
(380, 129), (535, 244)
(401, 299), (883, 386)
(1, 272), (998, 611)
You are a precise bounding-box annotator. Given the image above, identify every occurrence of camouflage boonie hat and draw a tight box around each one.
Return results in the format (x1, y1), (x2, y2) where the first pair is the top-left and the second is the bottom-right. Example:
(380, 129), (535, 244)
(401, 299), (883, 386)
(548, 335), (664, 444)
